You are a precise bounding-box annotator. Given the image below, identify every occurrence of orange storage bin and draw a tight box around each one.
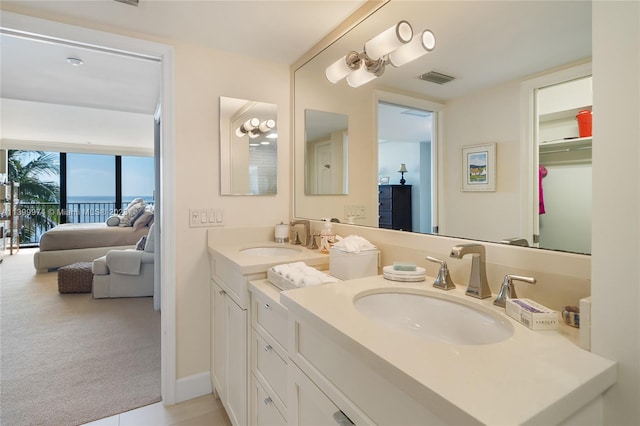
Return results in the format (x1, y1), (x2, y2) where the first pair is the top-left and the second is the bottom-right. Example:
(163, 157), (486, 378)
(576, 109), (592, 137)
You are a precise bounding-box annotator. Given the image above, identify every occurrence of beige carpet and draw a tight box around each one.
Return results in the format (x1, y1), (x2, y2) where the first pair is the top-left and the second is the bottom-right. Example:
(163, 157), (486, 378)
(0, 249), (161, 426)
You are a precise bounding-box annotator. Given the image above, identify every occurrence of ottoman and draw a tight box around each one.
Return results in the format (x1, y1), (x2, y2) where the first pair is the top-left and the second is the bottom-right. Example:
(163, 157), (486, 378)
(58, 262), (94, 293)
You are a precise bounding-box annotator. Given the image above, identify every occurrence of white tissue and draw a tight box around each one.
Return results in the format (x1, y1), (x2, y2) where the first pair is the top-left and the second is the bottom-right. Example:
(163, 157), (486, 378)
(331, 235), (376, 254)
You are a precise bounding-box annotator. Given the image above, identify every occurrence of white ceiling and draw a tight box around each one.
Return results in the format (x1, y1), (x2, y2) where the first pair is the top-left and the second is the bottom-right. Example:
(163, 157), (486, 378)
(0, 0), (366, 151)
(0, 1), (592, 152)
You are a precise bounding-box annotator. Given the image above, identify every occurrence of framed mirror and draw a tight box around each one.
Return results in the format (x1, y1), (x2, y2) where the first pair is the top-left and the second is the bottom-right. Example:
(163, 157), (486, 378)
(220, 96), (277, 195)
(293, 0), (592, 254)
(304, 109), (348, 195)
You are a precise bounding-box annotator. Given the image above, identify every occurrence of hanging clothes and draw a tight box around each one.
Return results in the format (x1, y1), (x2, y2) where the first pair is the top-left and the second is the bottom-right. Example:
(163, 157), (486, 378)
(539, 165), (548, 214)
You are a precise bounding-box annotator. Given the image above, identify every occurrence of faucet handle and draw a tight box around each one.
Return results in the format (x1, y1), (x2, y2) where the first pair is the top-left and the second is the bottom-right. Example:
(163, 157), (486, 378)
(426, 256), (456, 290)
(493, 274), (536, 308)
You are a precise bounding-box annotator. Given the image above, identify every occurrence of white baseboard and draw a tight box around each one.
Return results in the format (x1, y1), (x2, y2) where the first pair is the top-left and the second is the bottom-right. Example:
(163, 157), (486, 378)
(175, 371), (213, 403)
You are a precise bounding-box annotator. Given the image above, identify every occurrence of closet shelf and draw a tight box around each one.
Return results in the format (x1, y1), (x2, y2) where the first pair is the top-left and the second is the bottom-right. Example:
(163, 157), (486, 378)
(539, 137), (592, 153)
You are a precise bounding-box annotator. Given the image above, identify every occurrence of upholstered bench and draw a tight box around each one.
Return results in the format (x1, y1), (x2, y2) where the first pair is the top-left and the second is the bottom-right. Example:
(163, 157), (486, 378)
(58, 261), (94, 293)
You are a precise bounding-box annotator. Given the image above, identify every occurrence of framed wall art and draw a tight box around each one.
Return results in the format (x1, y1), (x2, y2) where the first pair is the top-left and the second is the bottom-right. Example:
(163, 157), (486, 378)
(461, 143), (496, 192)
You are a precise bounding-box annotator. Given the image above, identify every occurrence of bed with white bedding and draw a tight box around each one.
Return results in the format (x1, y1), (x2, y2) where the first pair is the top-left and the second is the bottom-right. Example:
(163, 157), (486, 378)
(33, 223), (150, 272)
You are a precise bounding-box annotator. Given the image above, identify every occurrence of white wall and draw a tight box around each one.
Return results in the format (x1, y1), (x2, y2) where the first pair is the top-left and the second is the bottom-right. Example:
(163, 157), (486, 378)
(442, 79), (523, 242)
(592, 2), (640, 424)
(173, 42), (290, 380)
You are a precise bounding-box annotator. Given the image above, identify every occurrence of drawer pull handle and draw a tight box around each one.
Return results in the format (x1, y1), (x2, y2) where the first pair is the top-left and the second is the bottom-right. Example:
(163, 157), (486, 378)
(263, 303), (271, 310)
(218, 290), (226, 295)
(333, 410), (354, 425)
(263, 344), (272, 352)
(264, 396), (272, 405)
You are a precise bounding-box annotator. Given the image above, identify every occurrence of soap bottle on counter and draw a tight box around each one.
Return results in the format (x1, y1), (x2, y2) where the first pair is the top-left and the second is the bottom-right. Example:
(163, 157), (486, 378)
(320, 219), (335, 254)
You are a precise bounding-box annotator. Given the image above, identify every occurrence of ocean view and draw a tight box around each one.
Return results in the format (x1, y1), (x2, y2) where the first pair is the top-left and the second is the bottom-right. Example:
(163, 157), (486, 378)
(67, 195), (154, 204)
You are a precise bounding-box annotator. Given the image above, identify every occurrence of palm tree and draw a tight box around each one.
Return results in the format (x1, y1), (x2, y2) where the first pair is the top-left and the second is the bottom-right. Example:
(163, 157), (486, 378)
(7, 150), (60, 243)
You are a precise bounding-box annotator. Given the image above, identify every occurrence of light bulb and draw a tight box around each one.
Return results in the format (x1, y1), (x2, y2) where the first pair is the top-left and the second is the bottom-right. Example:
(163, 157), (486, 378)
(346, 65), (378, 88)
(364, 21), (413, 60)
(325, 51), (360, 83)
(389, 30), (436, 67)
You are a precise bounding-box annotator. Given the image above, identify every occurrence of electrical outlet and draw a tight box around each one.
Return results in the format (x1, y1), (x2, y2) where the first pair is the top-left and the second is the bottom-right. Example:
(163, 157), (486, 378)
(344, 204), (366, 219)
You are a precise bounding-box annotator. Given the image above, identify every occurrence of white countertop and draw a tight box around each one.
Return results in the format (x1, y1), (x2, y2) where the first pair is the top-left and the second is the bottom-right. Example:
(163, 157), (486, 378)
(207, 242), (329, 275)
(280, 275), (616, 425)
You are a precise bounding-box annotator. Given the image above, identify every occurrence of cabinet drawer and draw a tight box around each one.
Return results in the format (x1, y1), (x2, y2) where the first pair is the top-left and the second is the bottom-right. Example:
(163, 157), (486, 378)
(253, 292), (288, 349)
(378, 197), (392, 212)
(379, 211), (392, 226)
(254, 330), (287, 408)
(378, 185), (391, 199)
(253, 374), (287, 425)
(289, 363), (352, 426)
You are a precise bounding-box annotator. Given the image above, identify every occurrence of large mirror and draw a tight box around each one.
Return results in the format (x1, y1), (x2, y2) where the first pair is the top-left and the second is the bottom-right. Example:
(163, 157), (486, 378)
(220, 96), (277, 195)
(304, 109), (348, 195)
(294, 0), (592, 254)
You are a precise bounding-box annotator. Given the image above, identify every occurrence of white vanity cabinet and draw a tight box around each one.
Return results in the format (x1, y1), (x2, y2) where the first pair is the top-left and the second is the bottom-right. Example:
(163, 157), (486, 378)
(249, 280), (289, 425)
(210, 252), (266, 426)
(211, 279), (250, 426)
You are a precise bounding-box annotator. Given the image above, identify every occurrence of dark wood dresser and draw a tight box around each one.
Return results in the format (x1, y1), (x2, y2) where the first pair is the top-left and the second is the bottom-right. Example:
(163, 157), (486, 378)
(378, 184), (412, 231)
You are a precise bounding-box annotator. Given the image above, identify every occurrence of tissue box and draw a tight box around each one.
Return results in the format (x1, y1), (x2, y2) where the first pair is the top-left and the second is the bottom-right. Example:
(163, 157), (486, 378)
(329, 248), (379, 280)
(506, 298), (558, 330)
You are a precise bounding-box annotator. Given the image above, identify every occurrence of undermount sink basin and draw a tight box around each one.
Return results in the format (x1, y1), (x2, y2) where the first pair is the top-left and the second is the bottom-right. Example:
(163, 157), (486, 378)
(240, 246), (302, 256)
(354, 291), (514, 345)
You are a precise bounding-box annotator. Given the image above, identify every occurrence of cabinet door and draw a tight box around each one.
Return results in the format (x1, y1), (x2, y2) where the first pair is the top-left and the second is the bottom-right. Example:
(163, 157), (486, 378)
(212, 281), (227, 399)
(227, 294), (248, 426)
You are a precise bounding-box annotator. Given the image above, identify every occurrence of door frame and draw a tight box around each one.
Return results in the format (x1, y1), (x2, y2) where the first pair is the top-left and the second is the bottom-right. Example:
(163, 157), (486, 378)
(1, 12), (178, 403)
(519, 61), (592, 247)
(373, 90), (444, 233)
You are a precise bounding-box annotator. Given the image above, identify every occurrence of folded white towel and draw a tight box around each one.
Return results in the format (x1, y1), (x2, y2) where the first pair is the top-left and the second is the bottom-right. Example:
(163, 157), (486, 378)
(269, 261), (337, 288)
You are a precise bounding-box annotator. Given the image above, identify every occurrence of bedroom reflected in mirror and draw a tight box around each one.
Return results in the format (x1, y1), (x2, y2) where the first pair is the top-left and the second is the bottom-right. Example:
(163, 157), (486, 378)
(304, 109), (348, 195)
(220, 96), (278, 195)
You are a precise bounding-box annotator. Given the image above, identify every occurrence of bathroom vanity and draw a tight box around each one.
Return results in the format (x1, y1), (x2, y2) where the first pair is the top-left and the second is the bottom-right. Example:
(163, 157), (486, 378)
(208, 227), (615, 425)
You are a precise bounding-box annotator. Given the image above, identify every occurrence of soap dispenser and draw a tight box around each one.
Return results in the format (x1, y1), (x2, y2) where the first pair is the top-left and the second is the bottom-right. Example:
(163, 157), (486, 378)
(320, 219), (335, 254)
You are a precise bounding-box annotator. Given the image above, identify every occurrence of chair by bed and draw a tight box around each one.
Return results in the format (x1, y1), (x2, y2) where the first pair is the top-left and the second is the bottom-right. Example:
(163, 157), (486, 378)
(92, 224), (155, 298)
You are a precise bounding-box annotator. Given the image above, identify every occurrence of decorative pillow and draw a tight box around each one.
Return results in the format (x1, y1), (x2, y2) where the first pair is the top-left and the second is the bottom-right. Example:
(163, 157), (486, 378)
(144, 223), (155, 253)
(119, 198), (146, 227)
(106, 215), (120, 226)
(132, 208), (154, 231)
(135, 236), (147, 251)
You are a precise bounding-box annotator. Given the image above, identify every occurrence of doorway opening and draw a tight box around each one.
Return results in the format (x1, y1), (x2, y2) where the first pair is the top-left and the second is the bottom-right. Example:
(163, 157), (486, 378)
(377, 100), (436, 234)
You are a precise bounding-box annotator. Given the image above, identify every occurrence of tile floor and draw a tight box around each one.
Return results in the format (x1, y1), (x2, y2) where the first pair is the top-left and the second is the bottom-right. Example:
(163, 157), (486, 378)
(83, 394), (231, 426)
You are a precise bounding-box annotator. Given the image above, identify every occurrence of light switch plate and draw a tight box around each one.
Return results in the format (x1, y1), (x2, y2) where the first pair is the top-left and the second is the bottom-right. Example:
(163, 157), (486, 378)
(189, 208), (224, 227)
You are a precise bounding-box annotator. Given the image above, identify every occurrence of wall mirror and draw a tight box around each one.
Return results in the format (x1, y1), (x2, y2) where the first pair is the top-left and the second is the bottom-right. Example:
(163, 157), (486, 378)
(293, 0), (592, 254)
(304, 109), (348, 195)
(220, 96), (277, 195)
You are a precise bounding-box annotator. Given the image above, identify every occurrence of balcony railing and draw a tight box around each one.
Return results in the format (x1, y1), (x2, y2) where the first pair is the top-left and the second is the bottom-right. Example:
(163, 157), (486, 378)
(16, 201), (153, 247)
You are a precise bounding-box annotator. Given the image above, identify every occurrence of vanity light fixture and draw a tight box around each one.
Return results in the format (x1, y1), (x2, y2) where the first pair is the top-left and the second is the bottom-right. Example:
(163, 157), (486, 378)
(325, 21), (436, 88)
(398, 163), (408, 185)
(236, 118), (277, 139)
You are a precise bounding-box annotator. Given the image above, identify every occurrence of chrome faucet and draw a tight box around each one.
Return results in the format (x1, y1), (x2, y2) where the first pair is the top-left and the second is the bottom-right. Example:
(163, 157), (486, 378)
(290, 220), (312, 248)
(450, 243), (492, 299)
(493, 274), (536, 308)
(426, 256), (456, 290)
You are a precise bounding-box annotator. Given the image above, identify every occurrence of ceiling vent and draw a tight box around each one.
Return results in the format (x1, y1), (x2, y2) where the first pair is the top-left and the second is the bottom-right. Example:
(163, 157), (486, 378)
(114, 0), (139, 6)
(418, 71), (456, 85)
